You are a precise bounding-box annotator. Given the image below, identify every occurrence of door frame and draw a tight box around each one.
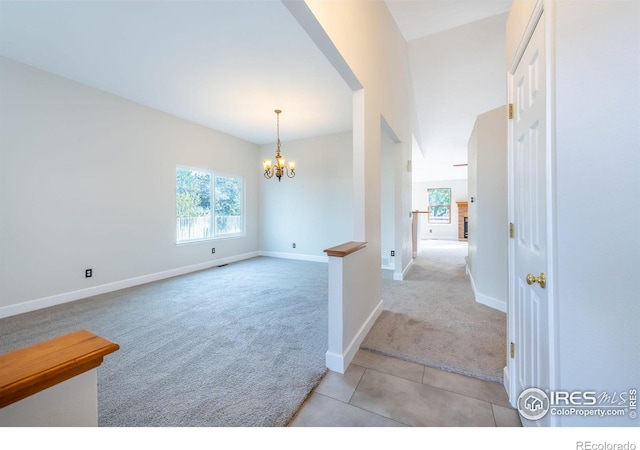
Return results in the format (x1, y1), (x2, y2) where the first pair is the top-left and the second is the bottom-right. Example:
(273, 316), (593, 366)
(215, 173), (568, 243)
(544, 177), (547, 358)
(505, 0), (559, 426)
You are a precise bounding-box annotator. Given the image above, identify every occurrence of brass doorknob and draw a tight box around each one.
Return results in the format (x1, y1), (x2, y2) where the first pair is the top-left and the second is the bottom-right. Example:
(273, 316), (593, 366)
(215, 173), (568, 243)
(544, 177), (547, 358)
(526, 272), (546, 289)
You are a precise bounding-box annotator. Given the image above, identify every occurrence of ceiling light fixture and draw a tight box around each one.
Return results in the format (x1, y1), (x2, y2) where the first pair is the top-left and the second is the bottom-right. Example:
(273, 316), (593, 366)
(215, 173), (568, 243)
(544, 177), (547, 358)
(263, 109), (295, 182)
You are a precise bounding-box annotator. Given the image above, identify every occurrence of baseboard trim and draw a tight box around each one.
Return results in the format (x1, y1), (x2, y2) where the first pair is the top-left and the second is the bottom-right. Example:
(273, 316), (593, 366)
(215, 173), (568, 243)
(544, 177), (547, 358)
(0, 252), (259, 319)
(325, 351), (346, 374)
(326, 299), (383, 373)
(468, 272), (507, 313)
(258, 251), (328, 263)
(503, 365), (515, 408)
(394, 258), (413, 281)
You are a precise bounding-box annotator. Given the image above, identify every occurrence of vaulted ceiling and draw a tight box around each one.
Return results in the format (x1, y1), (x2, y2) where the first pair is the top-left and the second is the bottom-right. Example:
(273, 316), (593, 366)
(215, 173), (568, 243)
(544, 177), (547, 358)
(0, 1), (352, 144)
(386, 0), (511, 41)
(0, 1), (511, 180)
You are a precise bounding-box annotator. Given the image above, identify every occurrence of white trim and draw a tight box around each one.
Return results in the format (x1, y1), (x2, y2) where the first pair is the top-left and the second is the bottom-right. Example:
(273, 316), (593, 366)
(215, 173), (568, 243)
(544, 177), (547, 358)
(468, 272), (507, 313)
(325, 299), (383, 373)
(503, 366), (513, 408)
(394, 258), (413, 281)
(0, 252), (259, 319)
(324, 351), (346, 374)
(543, 0), (559, 426)
(506, 1), (558, 423)
(508, 0), (545, 73)
(258, 251), (328, 263)
(175, 166), (246, 242)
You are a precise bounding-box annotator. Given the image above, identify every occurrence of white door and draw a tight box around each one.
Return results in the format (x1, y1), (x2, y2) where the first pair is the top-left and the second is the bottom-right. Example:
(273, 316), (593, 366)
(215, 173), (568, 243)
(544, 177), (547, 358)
(510, 13), (551, 425)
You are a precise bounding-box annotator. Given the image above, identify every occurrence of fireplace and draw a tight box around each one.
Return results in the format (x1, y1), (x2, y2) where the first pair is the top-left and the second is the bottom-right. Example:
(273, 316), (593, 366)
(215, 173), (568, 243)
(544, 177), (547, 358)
(456, 202), (468, 241)
(464, 216), (468, 239)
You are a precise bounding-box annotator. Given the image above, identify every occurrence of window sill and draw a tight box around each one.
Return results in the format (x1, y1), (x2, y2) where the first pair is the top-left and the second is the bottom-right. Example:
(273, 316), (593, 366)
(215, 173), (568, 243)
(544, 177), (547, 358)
(176, 234), (246, 246)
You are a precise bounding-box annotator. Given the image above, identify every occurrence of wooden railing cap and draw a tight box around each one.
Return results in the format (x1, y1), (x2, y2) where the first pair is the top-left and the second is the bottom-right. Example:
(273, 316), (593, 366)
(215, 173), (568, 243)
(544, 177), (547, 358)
(0, 329), (119, 409)
(323, 241), (367, 257)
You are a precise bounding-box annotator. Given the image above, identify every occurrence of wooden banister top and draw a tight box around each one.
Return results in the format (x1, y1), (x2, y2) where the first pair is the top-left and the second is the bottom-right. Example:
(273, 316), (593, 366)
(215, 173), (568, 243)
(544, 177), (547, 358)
(0, 329), (119, 409)
(324, 241), (367, 257)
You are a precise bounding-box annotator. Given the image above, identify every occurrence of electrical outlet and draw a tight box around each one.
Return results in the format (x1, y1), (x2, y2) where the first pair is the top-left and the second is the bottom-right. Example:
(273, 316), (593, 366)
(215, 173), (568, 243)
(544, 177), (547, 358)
(211, 248), (215, 254)
(292, 243), (296, 249)
(85, 269), (92, 278)
(429, 229), (433, 233)
(390, 251), (395, 257)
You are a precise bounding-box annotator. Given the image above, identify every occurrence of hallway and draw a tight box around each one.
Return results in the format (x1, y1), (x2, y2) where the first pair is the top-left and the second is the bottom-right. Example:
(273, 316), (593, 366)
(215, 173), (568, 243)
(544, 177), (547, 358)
(362, 239), (507, 383)
(290, 239), (517, 426)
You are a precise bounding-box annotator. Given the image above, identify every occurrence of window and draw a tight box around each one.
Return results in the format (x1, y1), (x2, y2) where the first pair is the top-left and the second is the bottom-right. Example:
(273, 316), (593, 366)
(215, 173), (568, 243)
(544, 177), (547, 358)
(176, 166), (244, 242)
(427, 188), (451, 224)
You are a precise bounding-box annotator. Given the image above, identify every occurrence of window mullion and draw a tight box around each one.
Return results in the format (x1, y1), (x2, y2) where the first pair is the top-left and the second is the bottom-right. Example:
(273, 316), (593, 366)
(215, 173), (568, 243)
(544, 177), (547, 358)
(211, 172), (216, 238)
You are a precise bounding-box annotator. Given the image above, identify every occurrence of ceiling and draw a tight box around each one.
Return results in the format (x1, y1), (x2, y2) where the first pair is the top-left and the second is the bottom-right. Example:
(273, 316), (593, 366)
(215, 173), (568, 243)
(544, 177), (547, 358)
(0, 1), (511, 177)
(0, 1), (353, 145)
(385, 0), (512, 41)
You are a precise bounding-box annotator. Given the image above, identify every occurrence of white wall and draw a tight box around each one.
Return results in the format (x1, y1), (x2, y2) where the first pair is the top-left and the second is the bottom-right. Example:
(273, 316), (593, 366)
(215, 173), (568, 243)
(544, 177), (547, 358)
(409, 12), (508, 182)
(258, 131), (353, 260)
(303, 0), (415, 256)
(467, 106), (507, 312)
(380, 127), (395, 269)
(286, 1), (416, 369)
(552, 0), (640, 427)
(0, 57), (259, 313)
(412, 179), (469, 241)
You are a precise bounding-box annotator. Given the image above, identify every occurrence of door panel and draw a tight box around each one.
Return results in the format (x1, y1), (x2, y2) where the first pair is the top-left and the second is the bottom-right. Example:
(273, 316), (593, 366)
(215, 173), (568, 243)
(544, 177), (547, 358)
(511, 12), (550, 425)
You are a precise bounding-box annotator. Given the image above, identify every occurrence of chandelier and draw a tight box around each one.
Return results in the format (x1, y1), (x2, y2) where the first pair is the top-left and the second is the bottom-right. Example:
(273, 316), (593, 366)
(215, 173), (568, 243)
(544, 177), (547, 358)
(263, 109), (295, 182)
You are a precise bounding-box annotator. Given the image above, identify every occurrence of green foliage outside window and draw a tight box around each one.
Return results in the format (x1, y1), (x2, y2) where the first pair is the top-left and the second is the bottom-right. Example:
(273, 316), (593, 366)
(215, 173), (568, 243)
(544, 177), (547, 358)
(427, 188), (451, 224)
(176, 167), (243, 241)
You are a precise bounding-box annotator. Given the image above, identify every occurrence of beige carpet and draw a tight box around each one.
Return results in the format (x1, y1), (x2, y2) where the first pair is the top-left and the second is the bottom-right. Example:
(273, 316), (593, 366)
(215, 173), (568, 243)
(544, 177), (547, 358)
(361, 240), (506, 382)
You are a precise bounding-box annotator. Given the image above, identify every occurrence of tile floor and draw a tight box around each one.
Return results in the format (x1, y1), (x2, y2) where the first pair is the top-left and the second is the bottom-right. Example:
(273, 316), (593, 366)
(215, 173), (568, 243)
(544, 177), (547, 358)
(289, 349), (522, 427)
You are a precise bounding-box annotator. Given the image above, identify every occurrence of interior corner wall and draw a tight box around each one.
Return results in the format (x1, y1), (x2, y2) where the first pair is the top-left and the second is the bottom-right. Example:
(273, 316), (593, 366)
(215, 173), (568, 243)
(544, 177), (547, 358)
(304, 0), (416, 282)
(258, 131), (353, 260)
(287, 1), (416, 368)
(412, 180), (468, 241)
(0, 57), (259, 313)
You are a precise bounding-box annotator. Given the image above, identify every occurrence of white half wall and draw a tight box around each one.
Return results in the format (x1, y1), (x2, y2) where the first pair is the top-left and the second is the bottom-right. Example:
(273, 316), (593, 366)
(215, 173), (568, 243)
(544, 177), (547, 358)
(0, 57), (259, 312)
(325, 248), (383, 373)
(258, 131), (353, 259)
(0, 369), (98, 427)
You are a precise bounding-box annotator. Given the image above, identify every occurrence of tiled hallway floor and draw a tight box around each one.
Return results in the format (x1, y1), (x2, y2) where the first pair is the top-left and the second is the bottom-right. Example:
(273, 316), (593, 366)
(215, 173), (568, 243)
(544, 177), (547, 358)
(289, 349), (522, 427)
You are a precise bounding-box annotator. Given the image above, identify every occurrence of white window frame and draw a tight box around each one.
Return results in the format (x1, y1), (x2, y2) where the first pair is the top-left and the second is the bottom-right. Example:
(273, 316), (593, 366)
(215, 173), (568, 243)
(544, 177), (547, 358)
(427, 187), (452, 224)
(176, 165), (245, 243)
